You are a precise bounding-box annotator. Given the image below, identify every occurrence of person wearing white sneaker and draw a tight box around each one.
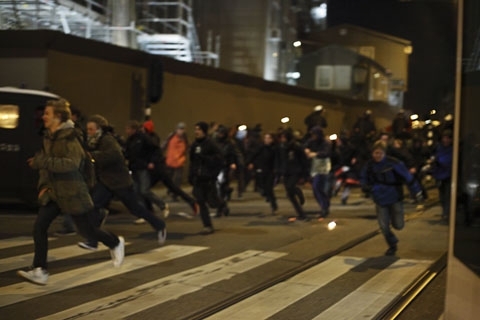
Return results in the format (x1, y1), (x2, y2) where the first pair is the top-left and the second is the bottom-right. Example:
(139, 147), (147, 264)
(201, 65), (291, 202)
(17, 267), (49, 286)
(18, 100), (124, 285)
(75, 116), (166, 251)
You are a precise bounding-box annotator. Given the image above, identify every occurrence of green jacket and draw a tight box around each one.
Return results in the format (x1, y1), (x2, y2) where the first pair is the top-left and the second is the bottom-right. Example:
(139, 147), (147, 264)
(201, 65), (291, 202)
(32, 120), (93, 215)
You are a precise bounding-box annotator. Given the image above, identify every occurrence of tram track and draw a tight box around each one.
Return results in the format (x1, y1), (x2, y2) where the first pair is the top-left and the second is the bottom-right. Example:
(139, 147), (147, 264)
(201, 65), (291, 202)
(183, 197), (442, 320)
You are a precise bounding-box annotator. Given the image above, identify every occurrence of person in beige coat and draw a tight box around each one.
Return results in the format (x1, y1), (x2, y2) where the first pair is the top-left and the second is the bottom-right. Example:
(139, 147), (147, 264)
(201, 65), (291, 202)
(17, 99), (124, 285)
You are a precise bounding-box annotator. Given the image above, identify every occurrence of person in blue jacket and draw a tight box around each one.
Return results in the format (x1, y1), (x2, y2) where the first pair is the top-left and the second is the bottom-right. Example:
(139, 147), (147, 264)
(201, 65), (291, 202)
(361, 140), (423, 256)
(431, 129), (453, 220)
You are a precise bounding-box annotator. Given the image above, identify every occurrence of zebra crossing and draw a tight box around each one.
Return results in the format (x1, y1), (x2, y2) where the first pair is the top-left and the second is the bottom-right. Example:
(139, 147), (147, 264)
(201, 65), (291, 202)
(0, 236), (433, 319)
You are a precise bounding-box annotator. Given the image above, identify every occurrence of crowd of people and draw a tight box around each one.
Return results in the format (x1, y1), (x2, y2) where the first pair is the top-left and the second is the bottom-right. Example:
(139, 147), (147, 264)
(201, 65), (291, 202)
(17, 100), (454, 285)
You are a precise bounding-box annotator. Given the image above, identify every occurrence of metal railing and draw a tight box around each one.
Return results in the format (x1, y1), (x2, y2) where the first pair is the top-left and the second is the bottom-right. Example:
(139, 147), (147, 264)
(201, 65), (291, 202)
(0, 0), (219, 65)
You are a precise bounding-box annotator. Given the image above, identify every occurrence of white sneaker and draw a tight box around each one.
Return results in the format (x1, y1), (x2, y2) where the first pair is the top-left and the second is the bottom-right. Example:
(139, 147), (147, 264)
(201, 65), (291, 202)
(110, 236), (125, 267)
(134, 218), (146, 224)
(162, 204), (170, 218)
(17, 267), (49, 285)
(78, 241), (98, 251)
(158, 228), (167, 245)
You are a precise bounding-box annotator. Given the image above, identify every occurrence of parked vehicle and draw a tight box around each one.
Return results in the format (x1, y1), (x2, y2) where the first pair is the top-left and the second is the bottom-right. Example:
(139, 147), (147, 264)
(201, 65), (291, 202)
(0, 87), (59, 205)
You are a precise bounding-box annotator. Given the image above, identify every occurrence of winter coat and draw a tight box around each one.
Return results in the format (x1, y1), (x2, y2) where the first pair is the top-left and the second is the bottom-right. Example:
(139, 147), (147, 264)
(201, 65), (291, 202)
(164, 134), (188, 169)
(304, 138), (332, 176)
(304, 111), (327, 130)
(360, 156), (421, 206)
(248, 144), (277, 175)
(215, 136), (245, 170)
(32, 121), (93, 215)
(124, 131), (161, 171)
(431, 143), (453, 181)
(88, 133), (133, 190)
(189, 136), (224, 183)
(275, 141), (309, 178)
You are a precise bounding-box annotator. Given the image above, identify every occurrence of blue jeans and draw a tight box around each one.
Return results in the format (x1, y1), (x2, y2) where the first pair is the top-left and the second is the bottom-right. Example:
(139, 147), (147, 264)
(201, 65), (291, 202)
(33, 202), (119, 269)
(312, 173), (330, 212)
(375, 201), (404, 247)
(132, 169), (166, 210)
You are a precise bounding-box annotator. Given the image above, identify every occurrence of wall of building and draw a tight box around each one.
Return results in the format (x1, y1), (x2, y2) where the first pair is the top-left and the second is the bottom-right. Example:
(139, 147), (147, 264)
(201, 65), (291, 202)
(0, 58), (47, 90)
(194, 0), (268, 78)
(309, 26), (410, 89)
(46, 50), (147, 130)
(0, 30), (398, 142)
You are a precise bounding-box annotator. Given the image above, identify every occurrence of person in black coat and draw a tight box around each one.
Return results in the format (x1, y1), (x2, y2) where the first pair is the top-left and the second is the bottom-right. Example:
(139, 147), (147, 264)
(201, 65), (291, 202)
(189, 122), (229, 234)
(214, 125), (244, 212)
(276, 129), (310, 221)
(247, 132), (279, 214)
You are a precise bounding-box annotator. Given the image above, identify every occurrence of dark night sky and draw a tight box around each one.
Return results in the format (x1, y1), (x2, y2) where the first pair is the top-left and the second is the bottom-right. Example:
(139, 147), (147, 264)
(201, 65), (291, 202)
(325, 0), (457, 117)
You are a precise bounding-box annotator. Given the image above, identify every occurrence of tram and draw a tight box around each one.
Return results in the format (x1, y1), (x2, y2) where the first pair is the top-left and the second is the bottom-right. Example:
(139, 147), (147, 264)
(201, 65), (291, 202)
(0, 87), (59, 206)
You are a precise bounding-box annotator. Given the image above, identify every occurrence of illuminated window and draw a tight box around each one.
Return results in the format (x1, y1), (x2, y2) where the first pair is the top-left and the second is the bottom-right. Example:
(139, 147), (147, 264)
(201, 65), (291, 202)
(315, 65), (352, 90)
(0, 105), (19, 129)
(315, 66), (333, 89)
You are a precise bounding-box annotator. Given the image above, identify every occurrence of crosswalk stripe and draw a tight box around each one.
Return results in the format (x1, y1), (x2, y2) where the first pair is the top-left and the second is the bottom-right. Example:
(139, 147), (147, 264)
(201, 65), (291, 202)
(205, 256), (367, 320)
(0, 236), (55, 249)
(39, 250), (288, 320)
(312, 258), (433, 319)
(0, 244), (208, 308)
(0, 243), (131, 273)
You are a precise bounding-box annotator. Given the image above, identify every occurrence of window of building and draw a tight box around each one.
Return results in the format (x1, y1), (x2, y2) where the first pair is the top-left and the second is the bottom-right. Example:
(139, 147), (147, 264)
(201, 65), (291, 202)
(315, 65), (352, 90)
(333, 65), (352, 90)
(315, 65), (333, 89)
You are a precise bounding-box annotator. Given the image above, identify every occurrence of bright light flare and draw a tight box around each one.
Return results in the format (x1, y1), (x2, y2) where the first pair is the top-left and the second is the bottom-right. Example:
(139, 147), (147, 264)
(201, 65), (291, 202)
(238, 125), (247, 131)
(327, 221), (336, 230)
(329, 134), (337, 141)
(281, 117), (290, 124)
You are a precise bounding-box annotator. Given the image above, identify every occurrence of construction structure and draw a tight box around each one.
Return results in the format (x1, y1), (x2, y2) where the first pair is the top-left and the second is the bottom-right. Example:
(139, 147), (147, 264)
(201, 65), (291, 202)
(0, 0), (219, 66)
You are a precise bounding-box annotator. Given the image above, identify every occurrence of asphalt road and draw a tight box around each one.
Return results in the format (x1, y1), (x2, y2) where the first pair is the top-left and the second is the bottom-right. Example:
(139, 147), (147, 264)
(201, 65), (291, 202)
(0, 185), (448, 319)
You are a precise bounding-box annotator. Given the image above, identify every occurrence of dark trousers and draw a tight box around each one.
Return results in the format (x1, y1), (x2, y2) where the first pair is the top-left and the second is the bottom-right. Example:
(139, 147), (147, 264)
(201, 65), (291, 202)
(283, 174), (305, 218)
(132, 169), (166, 211)
(152, 166), (196, 208)
(91, 182), (165, 234)
(33, 201), (119, 269)
(216, 169), (231, 201)
(192, 179), (227, 228)
(438, 177), (451, 218)
(259, 171), (277, 210)
(165, 166), (184, 192)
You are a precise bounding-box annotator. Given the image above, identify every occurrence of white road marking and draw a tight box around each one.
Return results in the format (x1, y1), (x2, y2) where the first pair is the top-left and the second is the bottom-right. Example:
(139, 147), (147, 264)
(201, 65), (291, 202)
(0, 243), (131, 273)
(39, 250), (288, 320)
(206, 256), (366, 319)
(313, 258), (433, 320)
(0, 245), (208, 308)
(0, 236), (55, 249)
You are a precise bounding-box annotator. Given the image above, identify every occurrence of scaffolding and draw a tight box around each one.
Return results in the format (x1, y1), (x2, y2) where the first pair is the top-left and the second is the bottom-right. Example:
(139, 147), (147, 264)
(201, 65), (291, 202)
(0, 0), (219, 65)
